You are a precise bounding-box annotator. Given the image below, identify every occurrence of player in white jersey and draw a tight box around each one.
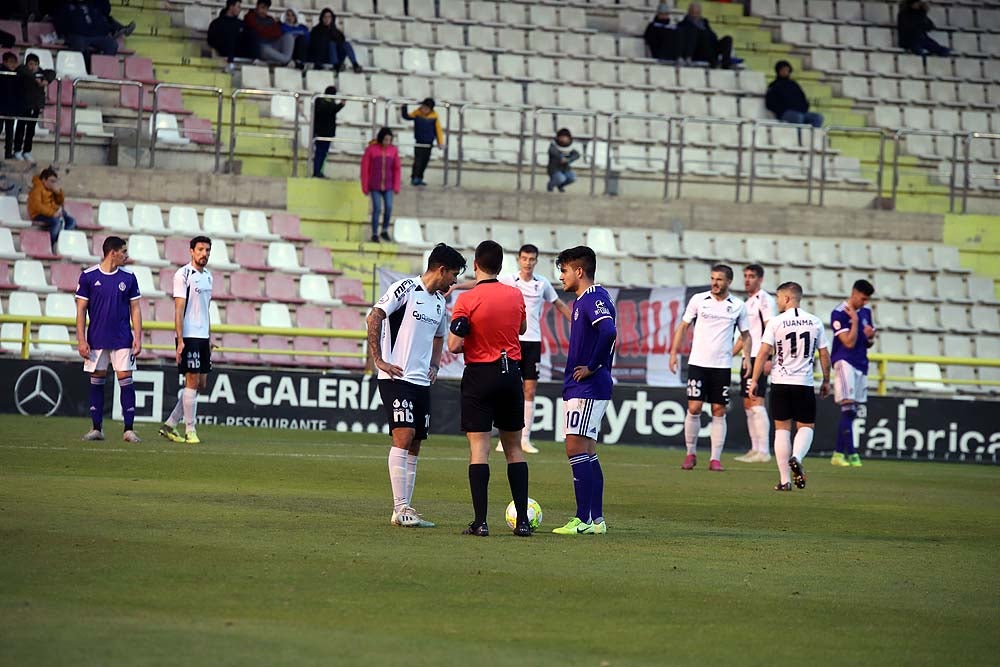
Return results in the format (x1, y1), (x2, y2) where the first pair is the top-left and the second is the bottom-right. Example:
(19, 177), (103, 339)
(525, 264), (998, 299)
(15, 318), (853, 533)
(733, 264), (777, 463)
(748, 282), (831, 491)
(669, 264), (751, 471)
(495, 244), (572, 453)
(367, 243), (466, 528)
(160, 236), (213, 445)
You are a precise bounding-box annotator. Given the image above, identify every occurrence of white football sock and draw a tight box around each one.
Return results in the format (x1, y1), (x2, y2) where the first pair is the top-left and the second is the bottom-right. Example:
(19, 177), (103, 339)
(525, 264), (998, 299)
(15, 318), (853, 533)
(405, 453), (418, 506)
(745, 408), (759, 452)
(752, 406), (770, 454)
(182, 388), (198, 431)
(522, 399), (534, 445)
(165, 396), (184, 428)
(774, 429), (792, 484)
(684, 413), (700, 455)
(388, 447), (408, 513)
(793, 427), (814, 462)
(710, 415), (727, 461)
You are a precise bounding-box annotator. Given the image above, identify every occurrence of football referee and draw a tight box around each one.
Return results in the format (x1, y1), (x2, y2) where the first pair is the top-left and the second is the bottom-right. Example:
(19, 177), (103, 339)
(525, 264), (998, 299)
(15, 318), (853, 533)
(448, 240), (531, 537)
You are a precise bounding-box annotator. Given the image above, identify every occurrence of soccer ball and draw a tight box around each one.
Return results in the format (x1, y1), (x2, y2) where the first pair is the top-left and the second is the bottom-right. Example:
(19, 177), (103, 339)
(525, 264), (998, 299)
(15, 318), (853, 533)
(505, 498), (543, 530)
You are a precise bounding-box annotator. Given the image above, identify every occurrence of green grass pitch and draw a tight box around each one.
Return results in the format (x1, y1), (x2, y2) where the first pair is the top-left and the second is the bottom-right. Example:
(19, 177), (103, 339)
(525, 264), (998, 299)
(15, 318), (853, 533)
(1, 415), (998, 666)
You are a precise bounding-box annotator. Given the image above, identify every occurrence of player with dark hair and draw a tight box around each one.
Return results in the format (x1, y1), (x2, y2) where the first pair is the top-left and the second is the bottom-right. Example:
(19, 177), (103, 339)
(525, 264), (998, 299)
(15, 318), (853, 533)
(733, 263), (777, 463)
(749, 282), (831, 491)
(368, 243), (466, 528)
(669, 263), (751, 471)
(160, 236), (213, 445)
(830, 279), (876, 467)
(75, 236), (142, 442)
(551, 246), (616, 535)
(448, 241), (531, 537)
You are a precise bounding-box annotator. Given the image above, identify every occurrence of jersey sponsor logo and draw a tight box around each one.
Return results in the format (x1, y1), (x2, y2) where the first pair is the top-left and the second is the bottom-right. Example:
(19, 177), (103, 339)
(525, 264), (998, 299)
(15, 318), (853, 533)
(411, 310), (441, 326)
(687, 378), (702, 398)
(573, 308), (579, 321)
(393, 279), (414, 299)
(392, 398), (414, 424)
(594, 300), (610, 316)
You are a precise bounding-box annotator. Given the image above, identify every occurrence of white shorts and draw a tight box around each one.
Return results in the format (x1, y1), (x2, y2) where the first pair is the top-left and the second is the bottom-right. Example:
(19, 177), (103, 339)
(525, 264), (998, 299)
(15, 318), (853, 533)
(833, 360), (867, 405)
(83, 348), (136, 374)
(563, 398), (609, 440)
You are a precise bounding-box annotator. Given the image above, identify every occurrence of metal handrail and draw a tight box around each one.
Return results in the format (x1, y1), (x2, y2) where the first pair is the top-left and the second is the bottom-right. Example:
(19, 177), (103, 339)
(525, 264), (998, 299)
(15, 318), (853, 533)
(451, 101), (529, 188)
(150, 82), (224, 172)
(673, 115), (747, 202)
(961, 132), (1000, 214)
(603, 112), (678, 199)
(309, 93), (378, 179)
(819, 125), (887, 207)
(746, 118), (818, 205)
(530, 107), (600, 195)
(0, 70), (62, 162)
(890, 128), (958, 210)
(228, 88), (302, 177)
(69, 77), (143, 167)
(383, 97), (453, 186)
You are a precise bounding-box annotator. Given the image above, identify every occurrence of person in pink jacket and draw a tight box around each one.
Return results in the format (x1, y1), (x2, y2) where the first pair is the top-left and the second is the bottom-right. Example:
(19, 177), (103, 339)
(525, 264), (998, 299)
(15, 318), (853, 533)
(360, 127), (401, 243)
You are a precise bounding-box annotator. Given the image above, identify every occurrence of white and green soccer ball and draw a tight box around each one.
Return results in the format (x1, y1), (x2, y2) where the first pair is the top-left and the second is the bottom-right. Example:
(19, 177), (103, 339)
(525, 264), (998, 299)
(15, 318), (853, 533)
(505, 498), (543, 530)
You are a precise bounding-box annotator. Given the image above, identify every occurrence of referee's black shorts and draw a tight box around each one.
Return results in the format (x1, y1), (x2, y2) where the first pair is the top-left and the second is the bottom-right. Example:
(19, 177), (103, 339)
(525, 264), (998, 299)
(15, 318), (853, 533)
(461, 360), (524, 432)
(769, 384), (817, 424)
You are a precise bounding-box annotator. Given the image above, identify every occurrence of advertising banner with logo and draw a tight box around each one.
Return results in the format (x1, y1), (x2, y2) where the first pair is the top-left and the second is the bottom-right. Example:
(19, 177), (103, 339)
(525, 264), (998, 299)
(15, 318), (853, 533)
(2, 360), (996, 463)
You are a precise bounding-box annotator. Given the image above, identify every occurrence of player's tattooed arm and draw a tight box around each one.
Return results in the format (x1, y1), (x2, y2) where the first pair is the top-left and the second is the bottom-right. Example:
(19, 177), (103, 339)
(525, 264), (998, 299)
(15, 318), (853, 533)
(367, 308), (403, 378)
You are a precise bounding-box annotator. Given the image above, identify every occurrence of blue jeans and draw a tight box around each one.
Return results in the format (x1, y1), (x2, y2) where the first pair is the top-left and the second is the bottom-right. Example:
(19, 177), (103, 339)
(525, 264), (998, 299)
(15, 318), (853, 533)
(33, 212), (77, 246)
(370, 190), (393, 236)
(547, 169), (576, 191)
(329, 41), (359, 67)
(313, 140), (330, 177)
(780, 110), (824, 128)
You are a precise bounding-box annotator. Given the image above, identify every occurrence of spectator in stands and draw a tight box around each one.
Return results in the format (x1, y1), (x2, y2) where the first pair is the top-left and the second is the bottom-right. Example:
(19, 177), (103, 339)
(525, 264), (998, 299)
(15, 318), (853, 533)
(209, 1), (257, 71)
(401, 98), (444, 188)
(92, 0), (137, 39)
(765, 60), (823, 128)
(12, 52), (53, 162)
(313, 85), (343, 179)
(1, 52), (18, 161)
(644, 4), (679, 61)
(308, 8), (362, 73)
(244, 0), (294, 65)
(281, 7), (310, 69)
(676, 2), (734, 69)
(54, 0), (122, 57)
(897, 1), (950, 57)
(28, 166), (77, 246)
(360, 128), (400, 243)
(547, 128), (580, 193)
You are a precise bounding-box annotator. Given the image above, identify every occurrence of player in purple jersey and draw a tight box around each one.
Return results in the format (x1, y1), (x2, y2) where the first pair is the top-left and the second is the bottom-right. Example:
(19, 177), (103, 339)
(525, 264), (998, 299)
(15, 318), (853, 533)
(552, 246), (617, 536)
(829, 279), (876, 468)
(74, 236), (143, 442)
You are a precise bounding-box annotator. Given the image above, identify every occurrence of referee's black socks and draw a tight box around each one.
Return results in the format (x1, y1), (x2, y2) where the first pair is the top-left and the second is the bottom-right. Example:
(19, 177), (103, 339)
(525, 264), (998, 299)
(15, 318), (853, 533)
(469, 464), (490, 526)
(507, 461), (529, 528)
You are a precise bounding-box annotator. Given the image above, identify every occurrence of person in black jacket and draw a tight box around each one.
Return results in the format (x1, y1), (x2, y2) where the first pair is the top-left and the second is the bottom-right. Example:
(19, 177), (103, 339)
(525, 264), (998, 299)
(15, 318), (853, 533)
(12, 53), (53, 162)
(676, 2), (734, 69)
(208, 0), (257, 69)
(312, 85), (344, 178)
(644, 3), (679, 61)
(765, 60), (823, 128)
(897, 0), (950, 56)
(308, 7), (362, 72)
(1, 52), (20, 161)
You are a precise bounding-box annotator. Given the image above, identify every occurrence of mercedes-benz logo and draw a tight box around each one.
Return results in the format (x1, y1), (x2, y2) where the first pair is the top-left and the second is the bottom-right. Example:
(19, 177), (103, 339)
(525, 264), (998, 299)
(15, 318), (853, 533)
(14, 366), (64, 416)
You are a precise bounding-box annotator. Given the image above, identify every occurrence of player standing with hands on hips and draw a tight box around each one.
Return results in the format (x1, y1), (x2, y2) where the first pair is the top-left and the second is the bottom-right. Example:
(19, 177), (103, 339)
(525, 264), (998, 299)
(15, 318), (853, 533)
(552, 246), (616, 536)
(448, 241), (532, 537)
(367, 243), (466, 528)
(748, 282), (831, 491)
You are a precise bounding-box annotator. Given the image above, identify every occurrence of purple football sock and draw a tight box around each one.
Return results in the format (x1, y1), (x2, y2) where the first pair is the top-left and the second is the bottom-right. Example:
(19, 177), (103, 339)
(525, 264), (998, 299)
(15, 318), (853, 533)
(590, 454), (604, 522)
(89, 376), (106, 430)
(569, 453), (593, 523)
(118, 376), (136, 431)
(836, 407), (856, 454)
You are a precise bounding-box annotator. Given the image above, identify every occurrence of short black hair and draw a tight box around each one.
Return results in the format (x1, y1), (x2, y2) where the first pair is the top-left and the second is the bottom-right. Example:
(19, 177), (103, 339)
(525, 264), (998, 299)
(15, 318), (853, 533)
(421, 97), (435, 109)
(376, 127), (393, 143)
(518, 244), (539, 256)
(225, 0), (241, 8)
(474, 240), (503, 275)
(556, 245), (596, 280)
(324, 85), (337, 95)
(190, 235), (212, 249)
(853, 279), (875, 296)
(103, 235), (127, 257)
(776, 281), (803, 299)
(711, 263), (734, 281)
(744, 263), (764, 278)
(556, 128), (572, 139)
(2, 51), (17, 63)
(25, 53), (39, 65)
(256, 0), (271, 7)
(427, 243), (466, 273)
(39, 166), (57, 180)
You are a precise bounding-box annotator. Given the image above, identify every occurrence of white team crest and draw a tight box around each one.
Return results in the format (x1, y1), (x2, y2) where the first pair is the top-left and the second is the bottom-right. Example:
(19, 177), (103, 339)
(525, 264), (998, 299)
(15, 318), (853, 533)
(118, 282), (127, 291)
(573, 308), (579, 320)
(833, 320), (842, 330)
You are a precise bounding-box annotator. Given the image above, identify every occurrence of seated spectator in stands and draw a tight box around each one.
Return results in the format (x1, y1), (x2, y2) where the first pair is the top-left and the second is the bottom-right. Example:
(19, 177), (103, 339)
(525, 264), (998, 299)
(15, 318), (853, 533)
(244, 0), (294, 65)
(676, 2), (734, 69)
(2, 52), (18, 161)
(28, 166), (77, 246)
(765, 60), (823, 128)
(547, 128), (580, 193)
(401, 98), (444, 188)
(209, 0), (257, 70)
(313, 85), (344, 178)
(360, 128), (400, 243)
(644, 4), (679, 61)
(897, 0), (950, 57)
(12, 52), (53, 162)
(308, 7), (362, 73)
(92, 0), (136, 39)
(54, 0), (121, 57)
(282, 8), (310, 69)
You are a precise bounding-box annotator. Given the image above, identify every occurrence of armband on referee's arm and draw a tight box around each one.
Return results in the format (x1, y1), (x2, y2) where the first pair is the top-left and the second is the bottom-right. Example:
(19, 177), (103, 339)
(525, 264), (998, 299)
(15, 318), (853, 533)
(450, 316), (470, 337)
